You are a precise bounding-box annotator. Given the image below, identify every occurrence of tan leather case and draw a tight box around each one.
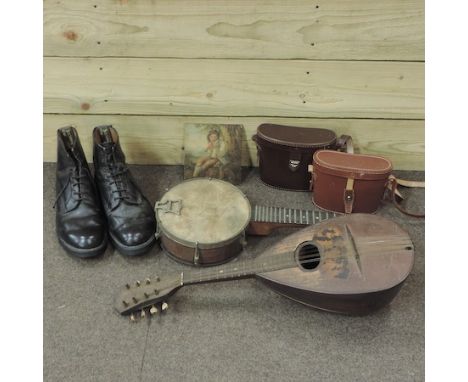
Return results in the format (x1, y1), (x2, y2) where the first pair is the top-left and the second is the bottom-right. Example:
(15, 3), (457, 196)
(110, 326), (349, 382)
(311, 151), (392, 213)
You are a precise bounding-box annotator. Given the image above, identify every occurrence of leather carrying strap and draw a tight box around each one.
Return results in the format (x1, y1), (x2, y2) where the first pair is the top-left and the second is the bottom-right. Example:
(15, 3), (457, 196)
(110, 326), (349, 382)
(252, 134), (260, 150)
(391, 176), (425, 188)
(387, 175), (425, 218)
(336, 135), (354, 154)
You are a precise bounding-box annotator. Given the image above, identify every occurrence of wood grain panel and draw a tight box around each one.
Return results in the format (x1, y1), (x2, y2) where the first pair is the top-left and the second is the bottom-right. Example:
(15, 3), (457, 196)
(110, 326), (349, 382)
(43, 114), (424, 170)
(44, 0), (424, 61)
(44, 57), (424, 119)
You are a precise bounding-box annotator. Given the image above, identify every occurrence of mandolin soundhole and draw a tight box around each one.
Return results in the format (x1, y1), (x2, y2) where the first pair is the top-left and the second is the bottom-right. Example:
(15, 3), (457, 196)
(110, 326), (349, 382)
(296, 242), (321, 271)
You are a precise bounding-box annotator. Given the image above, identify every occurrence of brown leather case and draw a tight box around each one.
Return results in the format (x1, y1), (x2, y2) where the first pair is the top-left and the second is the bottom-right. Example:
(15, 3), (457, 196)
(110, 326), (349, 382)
(252, 124), (352, 191)
(311, 150), (393, 214)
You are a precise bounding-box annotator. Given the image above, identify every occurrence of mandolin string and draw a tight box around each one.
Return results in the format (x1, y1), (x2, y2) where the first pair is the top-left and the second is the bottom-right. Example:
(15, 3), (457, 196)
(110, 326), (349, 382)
(271, 248), (412, 264)
(263, 241), (413, 259)
(137, 245), (415, 298)
(292, 249), (410, 264)
(337, 240), (412, 246)
(186, 238), (414, 280)
(354, 242), (412, 248)
(216, 241), (412, 269)
(183, 246), (413, 283)
(347, 245), (413, 253)
(130, 243), (413, 296)
(269, 238), (412, 249)
(237, 240), (410, 273)
(134, 234), (413, 288)
(284, 242), (412, 258)
(353, 235), (411, 240)
(187, 255), (297, 281)
(247, 247), (411, 266)
(257, 243), (413, 261)
(187, 257), (359, 284)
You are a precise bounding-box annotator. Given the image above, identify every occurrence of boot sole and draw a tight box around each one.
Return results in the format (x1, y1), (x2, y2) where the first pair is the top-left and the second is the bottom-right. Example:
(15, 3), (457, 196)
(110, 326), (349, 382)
(58, 235), (108, 258)
(109, 231), (156, 256)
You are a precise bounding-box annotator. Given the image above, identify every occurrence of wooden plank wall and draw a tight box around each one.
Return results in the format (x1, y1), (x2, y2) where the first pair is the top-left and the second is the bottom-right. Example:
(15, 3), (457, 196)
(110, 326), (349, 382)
(44, 0), (425, 170)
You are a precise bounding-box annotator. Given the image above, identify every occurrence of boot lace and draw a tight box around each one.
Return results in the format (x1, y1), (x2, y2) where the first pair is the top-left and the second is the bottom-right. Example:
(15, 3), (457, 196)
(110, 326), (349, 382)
(107, 165), (130, 201)
(53, 168), (90, 208)
(103, 145), (131, 202)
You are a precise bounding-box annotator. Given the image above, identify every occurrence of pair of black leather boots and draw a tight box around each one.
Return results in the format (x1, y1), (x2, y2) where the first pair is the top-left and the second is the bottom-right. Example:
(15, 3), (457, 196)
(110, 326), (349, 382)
(55, 125), (156, 257)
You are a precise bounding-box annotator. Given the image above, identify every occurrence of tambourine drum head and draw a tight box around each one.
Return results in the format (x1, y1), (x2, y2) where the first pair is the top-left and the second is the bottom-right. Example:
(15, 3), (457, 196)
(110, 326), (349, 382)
(156, 178), (251, 249)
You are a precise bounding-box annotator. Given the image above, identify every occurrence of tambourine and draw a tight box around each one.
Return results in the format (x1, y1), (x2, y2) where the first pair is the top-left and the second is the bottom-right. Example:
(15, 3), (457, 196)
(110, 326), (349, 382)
(155, 178), (251, 266)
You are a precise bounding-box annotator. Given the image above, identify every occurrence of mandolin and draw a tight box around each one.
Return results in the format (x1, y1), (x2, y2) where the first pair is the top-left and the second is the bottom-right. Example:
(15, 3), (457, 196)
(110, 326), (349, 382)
(115, 214), (414, 320)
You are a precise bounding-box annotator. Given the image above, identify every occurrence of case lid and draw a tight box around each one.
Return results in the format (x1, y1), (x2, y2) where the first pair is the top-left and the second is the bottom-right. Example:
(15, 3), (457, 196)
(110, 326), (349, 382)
(257, 124), (337, 148)
(313, 150), (392, 180)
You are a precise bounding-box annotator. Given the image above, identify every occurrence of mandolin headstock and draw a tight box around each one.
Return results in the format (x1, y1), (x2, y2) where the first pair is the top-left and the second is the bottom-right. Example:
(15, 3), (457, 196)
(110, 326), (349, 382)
(114, 274), (182, 321)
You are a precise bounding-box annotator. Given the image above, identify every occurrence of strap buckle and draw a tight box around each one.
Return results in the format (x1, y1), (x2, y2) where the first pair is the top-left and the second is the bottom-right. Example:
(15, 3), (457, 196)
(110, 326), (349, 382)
(343, 178), (355, 214)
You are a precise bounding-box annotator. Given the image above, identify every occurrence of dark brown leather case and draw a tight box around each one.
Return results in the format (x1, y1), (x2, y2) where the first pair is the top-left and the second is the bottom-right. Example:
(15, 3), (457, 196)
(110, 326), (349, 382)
(312, 150), (393, 213)
(253, 124), (351, 191)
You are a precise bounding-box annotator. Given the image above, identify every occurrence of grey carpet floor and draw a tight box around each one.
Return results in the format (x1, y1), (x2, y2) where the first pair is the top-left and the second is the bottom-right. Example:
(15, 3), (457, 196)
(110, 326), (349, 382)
(43, 163), (424, 382)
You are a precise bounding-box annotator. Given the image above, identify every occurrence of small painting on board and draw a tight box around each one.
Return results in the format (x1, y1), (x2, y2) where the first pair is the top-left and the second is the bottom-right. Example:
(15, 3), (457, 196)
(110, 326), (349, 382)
(183, 123), (243, 184)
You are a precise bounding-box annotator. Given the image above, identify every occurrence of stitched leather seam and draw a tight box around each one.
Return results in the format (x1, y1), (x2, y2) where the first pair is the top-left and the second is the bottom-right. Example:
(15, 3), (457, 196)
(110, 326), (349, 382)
(314, 153), (392, 173)
(316, 162), (392, 173)
(256, 133), (335, 149)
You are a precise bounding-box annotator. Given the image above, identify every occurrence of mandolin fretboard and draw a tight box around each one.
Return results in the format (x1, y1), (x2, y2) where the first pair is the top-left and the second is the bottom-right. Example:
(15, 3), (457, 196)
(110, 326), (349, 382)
(252, 205), (337, 225)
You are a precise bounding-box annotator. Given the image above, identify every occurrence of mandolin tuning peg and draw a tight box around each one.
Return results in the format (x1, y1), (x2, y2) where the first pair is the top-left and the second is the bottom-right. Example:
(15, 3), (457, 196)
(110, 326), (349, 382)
(150, 305), (158, 315)
(161, 302), (169, 311)
(140, 309), (146, 319)
(130, 313), (136, 322)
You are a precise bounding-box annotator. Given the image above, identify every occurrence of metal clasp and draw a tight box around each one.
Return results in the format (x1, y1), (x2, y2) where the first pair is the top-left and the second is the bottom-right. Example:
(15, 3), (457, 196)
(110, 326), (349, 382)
(155, 199), (183, 215)
(289, 160), (300, 169)
(193, 242), (200, 266)
(288, 149), (302, 172)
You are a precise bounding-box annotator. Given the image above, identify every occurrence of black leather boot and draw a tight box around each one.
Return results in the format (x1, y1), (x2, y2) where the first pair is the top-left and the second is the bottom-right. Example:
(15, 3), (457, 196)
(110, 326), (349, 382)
(93, 125), (156, 256)
(55, 126), (107, 257)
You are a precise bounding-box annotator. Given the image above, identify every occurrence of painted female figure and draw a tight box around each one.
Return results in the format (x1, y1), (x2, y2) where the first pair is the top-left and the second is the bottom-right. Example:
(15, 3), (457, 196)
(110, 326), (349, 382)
(193, 129), (228, 178)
